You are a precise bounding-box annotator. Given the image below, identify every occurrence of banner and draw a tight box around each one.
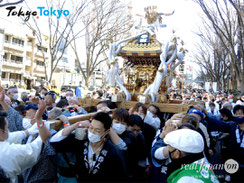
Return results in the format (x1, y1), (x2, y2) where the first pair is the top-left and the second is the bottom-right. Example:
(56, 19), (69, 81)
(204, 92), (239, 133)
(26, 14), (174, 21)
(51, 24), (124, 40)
(212, 82), (217, 92)
(205, 82), (210, 92)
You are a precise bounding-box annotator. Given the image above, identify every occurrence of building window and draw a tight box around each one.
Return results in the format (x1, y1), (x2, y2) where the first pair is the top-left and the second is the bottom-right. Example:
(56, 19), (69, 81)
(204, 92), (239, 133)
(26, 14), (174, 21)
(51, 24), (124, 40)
(10, 55), (23, 63)
(9, 73), (21, 81)
(37, 46), (47, 52)
(5, 35), (9, 43)
(1, 72), (6, 79)
(3, 53), (8, 60)
(12, 38), (24, 47)
(36, 60), (45, 66)
(61, 57), (68, 63)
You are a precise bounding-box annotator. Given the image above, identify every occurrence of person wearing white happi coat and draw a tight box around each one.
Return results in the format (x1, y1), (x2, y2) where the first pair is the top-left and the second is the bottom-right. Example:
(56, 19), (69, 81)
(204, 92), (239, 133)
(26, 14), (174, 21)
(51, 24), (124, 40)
(0, 86), (50, 183)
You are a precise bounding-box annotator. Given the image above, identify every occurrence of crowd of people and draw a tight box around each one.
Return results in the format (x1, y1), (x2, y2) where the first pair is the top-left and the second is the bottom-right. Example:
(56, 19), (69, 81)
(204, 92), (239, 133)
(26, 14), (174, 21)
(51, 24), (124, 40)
(0, 84), (244, 183)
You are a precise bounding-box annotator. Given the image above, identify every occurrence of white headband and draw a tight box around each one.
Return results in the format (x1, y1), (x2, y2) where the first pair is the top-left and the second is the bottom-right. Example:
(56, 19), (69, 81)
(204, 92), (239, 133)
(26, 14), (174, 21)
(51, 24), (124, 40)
(7, 88), (18, 93)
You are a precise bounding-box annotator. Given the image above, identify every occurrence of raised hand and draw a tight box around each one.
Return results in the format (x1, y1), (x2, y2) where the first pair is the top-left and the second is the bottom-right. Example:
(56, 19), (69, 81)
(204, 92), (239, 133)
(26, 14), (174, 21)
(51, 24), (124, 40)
(35, 100), (46, 121)
(0, 86), (5, 102)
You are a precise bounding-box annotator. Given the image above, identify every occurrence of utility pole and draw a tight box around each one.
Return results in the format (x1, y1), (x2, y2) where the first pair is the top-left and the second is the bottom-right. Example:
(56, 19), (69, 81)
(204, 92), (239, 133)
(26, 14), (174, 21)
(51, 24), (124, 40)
(0, 29), (4, 86)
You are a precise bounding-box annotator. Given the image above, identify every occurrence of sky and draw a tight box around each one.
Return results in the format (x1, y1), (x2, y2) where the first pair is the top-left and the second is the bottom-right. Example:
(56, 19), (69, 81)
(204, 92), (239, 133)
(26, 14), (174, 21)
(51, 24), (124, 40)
(0, 0), (204, 50)
(128, 0), (203, 77)
(130, 0), (203, 49)
(0, 0), (204, 76)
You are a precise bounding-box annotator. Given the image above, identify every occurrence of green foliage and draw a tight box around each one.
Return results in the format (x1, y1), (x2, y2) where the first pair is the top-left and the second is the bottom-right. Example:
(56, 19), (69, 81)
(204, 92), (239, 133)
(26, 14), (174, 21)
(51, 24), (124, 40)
(228, 89), (241, 98)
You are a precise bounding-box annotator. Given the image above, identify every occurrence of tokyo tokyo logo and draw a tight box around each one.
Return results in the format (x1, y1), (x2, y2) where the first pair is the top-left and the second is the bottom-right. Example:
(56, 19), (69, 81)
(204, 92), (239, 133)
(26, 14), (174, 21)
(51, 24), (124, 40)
(3, 4), (70, 21)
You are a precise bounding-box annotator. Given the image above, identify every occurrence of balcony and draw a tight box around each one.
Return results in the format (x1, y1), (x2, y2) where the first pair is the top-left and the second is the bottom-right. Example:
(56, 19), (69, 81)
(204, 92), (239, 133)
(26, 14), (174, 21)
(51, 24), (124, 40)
(35, 47), (48, 58)
(25, 71), (30, 75)
(1, 67), (23, 74)
(35, 65), (45, 72)
(9, 79), (21, 83)
(1, 78), (9, 86)
(2, 59), (24, 68)
(4, 42), (24, 52)
(1, 78), (8, 81)
(33, 72), (45, 77)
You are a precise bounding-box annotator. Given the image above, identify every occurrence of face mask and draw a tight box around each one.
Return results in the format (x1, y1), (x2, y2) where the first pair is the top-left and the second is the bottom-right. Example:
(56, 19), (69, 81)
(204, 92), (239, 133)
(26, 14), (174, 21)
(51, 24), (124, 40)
(88, 131), (102, 143)
(144, 112), (154, 124)
(138, 114), (145, 120)
(22, 118), (33, 129)
(12, 93), (19, 100)
(112, 123), (127, 135)
(61, 93), (66, 97)
(147, 111), (154, 117)
(229, 99), (233, 103)
(66, 96), (71, 101)
(169, 149), (177, 162)
(40, 94), (45, 99)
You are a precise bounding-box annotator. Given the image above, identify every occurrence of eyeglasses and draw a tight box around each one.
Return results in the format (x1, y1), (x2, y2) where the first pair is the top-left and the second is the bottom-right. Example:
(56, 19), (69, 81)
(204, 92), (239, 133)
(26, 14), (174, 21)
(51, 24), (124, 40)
(169, 148), (177, 154)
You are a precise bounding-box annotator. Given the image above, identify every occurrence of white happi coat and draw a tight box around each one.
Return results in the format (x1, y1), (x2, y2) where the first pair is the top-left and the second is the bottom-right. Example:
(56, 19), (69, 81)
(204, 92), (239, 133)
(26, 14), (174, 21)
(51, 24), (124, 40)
(0, 131), (42, 183)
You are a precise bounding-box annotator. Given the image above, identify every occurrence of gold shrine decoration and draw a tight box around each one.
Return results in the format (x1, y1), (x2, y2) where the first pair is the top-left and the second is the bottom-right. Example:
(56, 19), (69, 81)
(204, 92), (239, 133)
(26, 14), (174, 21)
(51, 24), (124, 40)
(124, 56), (161, 67)
(119, 37), (162, 57)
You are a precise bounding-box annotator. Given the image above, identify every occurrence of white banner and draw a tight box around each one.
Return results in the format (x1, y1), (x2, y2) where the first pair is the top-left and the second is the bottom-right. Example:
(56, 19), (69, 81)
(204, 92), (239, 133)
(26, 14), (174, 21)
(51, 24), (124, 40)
(205, 82), (210, 92)
(212, 82), (217, 92)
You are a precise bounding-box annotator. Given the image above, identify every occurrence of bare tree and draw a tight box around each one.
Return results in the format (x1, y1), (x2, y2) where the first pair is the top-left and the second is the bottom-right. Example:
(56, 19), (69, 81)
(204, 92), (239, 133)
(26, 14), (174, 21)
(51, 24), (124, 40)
(193, 0), (244, 92)
(23, 0), (89, 84)
(0, 0), (25, 7)
(71, 0), (133, 87)
(192, 18), (231, 90)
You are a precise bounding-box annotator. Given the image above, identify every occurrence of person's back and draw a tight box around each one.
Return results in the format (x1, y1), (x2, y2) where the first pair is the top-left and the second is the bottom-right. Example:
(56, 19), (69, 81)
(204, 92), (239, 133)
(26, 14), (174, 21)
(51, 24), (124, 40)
(75, 82), (83, 98)
(168, 162), (218, 183)
(142, 123), (156, 163)
(164, 129), (219, 183)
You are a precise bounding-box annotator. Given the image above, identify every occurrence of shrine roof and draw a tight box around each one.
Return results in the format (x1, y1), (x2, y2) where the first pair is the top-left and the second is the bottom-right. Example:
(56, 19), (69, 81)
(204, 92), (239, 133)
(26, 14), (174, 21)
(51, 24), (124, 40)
(118, 34), (162, 57)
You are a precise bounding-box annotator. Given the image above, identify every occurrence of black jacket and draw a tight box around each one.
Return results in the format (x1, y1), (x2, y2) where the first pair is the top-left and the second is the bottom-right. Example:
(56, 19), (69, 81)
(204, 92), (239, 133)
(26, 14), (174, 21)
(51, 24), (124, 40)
(51, 135), (128, 182)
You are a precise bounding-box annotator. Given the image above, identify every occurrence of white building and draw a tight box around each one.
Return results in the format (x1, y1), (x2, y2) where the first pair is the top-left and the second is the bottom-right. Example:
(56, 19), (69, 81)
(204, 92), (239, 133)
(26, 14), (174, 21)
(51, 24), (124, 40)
(0, 16), (85, 90)
(0, 16), (47, 89)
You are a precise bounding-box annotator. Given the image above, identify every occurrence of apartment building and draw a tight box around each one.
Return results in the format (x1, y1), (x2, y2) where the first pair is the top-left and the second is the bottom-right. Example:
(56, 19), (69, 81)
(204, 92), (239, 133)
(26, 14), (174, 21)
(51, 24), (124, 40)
(0, 17), (47, 89)
(0, 16), (82, 90)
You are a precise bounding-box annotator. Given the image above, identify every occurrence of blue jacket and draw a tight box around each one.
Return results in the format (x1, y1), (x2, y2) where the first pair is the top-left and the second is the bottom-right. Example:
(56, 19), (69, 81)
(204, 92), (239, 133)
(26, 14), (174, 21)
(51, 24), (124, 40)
(75, 86), (82, 98)
(206, 116), (244, 165)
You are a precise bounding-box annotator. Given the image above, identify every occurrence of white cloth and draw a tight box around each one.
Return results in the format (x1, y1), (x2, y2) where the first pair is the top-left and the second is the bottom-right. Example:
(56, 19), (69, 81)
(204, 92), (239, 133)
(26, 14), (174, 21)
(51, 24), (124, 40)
(88, 143), (97, 168)
(0, 136), (43, 183)
(144, 111), (161, 130)
(154, 147), (167, 160)
(199, 123), (210, 148)
(236, 100), (244, 106)
(7, 131), (26, 144)
(207, 109), (219, 116)
(177, 176), (204, 183)
(164, 129), (204, 153)
(49, 129), (67, 143)
(205, 101), (220, 111)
